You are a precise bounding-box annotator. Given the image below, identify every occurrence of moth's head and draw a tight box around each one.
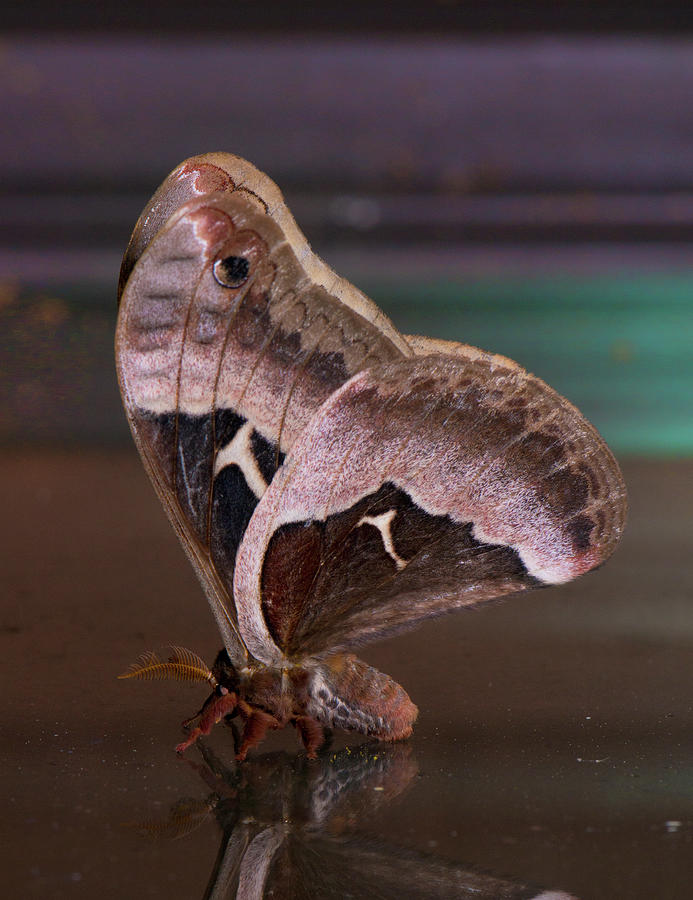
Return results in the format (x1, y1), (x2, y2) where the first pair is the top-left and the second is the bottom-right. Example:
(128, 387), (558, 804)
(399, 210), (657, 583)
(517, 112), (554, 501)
(211, 648), (240, 690)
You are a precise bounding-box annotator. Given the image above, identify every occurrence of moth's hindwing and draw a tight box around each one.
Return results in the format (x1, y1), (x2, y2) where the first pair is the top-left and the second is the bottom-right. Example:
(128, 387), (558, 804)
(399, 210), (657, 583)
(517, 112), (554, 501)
(233, 352), (627, 663)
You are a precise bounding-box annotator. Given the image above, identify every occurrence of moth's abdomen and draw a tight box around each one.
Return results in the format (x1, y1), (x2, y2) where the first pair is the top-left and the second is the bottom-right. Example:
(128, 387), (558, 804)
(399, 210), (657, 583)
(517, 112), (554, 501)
(307, 655), (418, 741)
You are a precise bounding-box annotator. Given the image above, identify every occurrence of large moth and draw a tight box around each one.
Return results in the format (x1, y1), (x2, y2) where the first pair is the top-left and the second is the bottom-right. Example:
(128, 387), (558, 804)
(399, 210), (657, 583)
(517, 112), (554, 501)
(116, 153), (627, 761)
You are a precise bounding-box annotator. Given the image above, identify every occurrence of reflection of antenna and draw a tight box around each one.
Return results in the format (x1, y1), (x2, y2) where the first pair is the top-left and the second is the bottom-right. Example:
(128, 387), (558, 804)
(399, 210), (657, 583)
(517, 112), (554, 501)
(130, 744), (579, 900)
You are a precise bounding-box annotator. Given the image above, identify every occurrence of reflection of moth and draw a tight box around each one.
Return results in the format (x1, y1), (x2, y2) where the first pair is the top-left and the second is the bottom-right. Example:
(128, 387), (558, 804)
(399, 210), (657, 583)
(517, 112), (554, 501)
(116, 153), (627, 760)
(134, 745), (579, 900)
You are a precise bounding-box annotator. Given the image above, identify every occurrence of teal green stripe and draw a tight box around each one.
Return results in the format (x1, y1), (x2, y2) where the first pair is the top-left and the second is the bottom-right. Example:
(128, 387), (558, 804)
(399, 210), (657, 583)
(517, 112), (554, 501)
(366, 275), (693, 457)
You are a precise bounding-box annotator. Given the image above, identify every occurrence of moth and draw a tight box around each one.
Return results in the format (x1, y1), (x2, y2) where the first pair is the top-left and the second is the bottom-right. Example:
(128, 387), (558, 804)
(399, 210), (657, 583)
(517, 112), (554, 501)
(116, 152), (627, 761)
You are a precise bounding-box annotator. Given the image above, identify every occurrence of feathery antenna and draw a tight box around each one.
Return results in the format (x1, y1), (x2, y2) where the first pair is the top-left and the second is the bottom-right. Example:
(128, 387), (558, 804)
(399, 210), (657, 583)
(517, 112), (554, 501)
(118, 646), (217, 686)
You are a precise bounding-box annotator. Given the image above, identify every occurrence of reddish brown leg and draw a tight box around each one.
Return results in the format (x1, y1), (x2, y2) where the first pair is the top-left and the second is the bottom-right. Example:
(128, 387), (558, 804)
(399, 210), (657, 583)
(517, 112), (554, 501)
(224, 717), (243, 757)
(175, 688), (238, 754)
(294, 715), (325, 759)
(235, 700), (280, 761)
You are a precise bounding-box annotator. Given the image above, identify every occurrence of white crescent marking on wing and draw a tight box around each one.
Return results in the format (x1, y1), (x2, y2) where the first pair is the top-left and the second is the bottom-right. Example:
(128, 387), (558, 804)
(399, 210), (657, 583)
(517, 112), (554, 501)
(214, 421), (268, 499)
(357, 509), (408, 571)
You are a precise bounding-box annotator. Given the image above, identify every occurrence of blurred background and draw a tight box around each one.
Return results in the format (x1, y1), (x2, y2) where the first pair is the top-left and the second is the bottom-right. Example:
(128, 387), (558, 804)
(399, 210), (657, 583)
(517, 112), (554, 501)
(3, 6), (693, 900)
(2, 2), (693, 453)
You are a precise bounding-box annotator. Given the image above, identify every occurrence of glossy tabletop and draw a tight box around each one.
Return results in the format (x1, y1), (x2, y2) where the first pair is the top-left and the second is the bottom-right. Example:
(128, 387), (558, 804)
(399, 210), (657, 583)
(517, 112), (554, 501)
(2, 454), (692, 898)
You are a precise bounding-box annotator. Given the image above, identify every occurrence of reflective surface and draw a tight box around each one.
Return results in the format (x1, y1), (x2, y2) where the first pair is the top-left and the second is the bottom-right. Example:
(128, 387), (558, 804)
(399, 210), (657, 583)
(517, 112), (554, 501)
(3, 454), (692, 898)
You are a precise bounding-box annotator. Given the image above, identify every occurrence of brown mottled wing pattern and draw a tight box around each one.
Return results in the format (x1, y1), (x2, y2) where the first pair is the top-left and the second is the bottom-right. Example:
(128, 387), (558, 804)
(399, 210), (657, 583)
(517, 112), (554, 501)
(116, 154), (408, 664)
(233, 353), (626, 664)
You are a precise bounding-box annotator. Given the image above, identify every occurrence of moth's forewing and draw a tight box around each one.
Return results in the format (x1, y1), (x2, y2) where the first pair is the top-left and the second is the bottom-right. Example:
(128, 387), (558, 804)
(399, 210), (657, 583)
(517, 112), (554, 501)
(233, 352), (627, 663)
(116, 155), (409, 664)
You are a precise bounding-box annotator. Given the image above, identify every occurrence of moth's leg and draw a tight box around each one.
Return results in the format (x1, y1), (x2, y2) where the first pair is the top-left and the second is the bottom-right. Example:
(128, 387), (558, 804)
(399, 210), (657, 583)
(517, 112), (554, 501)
(181, 702), (209, 730)
(175, 687), (238, 754)
(322, 725), (334, 752)
(294, 715), (326, 759)
(235, 699), (280, 762)
(223, 715), (243, 756)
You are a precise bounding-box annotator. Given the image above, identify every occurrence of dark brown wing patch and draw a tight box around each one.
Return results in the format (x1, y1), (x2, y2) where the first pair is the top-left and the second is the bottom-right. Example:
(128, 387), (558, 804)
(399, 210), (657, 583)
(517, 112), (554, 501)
(260, 483), (540, 657)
